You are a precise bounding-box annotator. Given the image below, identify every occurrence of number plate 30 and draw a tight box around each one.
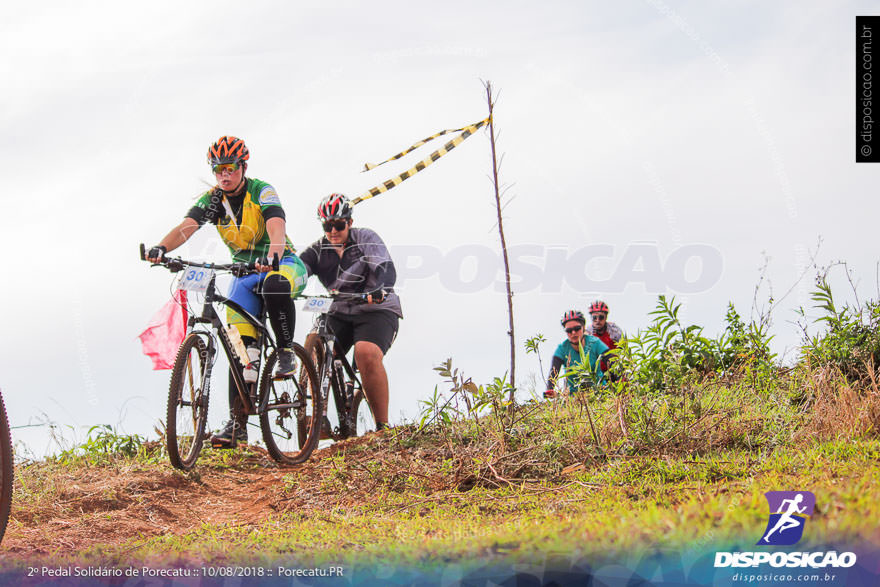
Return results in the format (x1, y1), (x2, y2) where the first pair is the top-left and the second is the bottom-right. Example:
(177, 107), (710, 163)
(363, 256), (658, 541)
(302, 297), (332, 313)
(177, 267), (214, 292)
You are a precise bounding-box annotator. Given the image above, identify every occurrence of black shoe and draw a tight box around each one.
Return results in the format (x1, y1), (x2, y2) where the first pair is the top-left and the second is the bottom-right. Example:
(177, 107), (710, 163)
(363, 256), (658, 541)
(210, 419), (248, 448)
(274, 348), (297, 379)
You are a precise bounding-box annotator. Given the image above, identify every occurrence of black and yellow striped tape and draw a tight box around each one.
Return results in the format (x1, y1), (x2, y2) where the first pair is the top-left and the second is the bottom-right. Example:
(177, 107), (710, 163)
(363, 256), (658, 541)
(352, 116), (490, 205)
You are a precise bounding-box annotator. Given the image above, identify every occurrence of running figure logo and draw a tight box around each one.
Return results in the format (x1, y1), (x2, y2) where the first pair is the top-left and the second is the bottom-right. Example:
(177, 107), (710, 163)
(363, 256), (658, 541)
(758, 491), (816, 546)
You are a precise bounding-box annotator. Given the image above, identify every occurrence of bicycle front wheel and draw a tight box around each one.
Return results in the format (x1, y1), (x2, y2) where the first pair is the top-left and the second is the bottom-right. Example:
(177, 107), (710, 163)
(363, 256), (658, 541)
(166, 333), (212, 470)
(0, 391), (13, 545)
(258, 344), (322, 465)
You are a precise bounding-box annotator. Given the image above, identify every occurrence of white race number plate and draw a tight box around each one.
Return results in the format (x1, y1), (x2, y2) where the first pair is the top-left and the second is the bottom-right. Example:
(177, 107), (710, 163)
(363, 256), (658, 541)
(302, 297), (332, 313)
(177, 267), (215, 292)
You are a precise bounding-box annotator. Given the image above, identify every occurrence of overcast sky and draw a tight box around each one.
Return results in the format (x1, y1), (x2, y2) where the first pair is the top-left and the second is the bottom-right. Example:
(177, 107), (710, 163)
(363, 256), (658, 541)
(3, 1), (878, 456)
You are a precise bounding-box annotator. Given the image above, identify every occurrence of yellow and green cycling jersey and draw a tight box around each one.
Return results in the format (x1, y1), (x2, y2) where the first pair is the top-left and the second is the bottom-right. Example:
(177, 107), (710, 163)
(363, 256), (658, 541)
(186, 177), (295, 263)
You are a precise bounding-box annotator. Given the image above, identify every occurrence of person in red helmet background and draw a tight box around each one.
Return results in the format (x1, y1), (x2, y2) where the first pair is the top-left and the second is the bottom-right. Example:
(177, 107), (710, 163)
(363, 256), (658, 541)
(544, 310), (609, 398)
(584, 300), (624, 381)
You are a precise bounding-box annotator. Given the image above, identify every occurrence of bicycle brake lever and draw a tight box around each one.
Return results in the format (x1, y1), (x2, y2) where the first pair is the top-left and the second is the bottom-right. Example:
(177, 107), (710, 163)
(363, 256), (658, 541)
(230, 263), (251, 277)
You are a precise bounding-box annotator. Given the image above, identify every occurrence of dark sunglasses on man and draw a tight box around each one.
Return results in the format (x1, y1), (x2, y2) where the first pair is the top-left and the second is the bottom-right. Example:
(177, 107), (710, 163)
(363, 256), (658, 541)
(323, 219), (348, 232)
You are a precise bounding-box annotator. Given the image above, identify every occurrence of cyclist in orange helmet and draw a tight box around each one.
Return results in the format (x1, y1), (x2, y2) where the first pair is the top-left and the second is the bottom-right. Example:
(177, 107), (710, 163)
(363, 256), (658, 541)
(147, 136), (308, 447)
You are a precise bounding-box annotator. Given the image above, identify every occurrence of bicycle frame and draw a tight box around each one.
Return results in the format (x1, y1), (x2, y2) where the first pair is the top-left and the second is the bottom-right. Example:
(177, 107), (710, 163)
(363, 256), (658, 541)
(312, 313), (365, 437)
(145, 245), (323, 466)
(187, 271), (280, 416)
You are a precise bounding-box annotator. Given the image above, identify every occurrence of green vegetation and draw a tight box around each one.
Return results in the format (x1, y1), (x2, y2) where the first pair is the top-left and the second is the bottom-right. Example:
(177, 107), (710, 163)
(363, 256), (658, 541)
(54, 425), (158, 466)
(4, 278), (879, 570)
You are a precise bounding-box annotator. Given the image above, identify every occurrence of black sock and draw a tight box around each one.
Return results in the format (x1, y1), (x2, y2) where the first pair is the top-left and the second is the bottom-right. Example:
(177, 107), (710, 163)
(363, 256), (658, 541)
(262, 274), (295, 348)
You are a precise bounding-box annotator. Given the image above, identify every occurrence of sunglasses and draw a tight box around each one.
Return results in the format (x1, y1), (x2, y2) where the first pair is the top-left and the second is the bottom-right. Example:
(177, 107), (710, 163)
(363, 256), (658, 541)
(212, 162), (240, 175)
(564, 325), (583, 334)
(592, 314), (607, 321)
(323, 219), (348, 232)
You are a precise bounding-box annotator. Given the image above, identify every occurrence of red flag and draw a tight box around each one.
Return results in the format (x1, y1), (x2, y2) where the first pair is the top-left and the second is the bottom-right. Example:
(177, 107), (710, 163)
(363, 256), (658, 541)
(139, 290), (188, 370)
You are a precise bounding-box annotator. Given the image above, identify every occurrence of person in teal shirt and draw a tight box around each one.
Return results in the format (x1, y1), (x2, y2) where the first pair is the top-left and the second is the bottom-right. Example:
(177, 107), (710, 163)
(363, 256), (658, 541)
(544, 310), (609, 397)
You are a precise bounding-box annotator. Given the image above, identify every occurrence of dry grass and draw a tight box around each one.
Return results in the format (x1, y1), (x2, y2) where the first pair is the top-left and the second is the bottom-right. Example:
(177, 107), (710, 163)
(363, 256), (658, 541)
(795, 366), (880, 442)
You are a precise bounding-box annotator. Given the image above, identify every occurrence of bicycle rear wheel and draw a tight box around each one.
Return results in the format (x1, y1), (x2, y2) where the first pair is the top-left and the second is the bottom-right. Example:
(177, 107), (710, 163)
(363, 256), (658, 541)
(258, 343), (322, 464)
(0, 390), (13, 545)
(350, 388), (376, 437)
(166, 333), (212, 470)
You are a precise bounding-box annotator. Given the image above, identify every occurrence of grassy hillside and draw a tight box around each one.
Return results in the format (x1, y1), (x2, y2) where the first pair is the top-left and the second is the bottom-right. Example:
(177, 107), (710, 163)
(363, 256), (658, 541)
(3, 379), (878, 570)
(2, 285), (879, 585)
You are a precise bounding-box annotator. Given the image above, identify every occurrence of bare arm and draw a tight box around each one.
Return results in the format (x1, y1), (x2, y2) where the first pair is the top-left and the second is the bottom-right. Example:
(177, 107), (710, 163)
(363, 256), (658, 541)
(257, 217), (287, 271)
(149, 218), (200, 261)
(545, 355), (564, 397)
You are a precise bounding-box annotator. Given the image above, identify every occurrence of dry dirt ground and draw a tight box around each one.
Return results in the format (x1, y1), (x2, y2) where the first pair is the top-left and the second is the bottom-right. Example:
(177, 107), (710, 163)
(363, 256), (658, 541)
(2, 439), (378, 563)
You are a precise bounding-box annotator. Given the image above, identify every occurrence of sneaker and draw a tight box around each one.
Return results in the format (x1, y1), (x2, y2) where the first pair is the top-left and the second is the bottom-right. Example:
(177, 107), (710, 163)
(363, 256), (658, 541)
(210, 419), (248, 448)
(274, 348), (297, 378)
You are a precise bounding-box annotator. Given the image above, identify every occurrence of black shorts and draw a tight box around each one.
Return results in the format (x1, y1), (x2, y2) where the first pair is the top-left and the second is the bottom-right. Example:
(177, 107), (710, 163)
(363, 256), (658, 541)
(326, 310), (399, 355)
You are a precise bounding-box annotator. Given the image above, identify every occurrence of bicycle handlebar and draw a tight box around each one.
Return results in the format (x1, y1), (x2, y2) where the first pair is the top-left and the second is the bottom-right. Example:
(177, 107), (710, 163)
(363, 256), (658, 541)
(307, 290), (371, 302)
(139, 243), (279, 275)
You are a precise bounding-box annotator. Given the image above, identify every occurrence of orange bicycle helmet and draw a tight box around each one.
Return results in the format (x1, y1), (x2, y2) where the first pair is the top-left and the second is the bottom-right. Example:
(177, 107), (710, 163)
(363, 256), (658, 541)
(207, 136), (250, 166)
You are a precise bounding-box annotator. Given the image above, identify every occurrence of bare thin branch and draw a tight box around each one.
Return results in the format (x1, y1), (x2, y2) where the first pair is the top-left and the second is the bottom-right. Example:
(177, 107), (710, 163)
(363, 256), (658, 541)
(484, 80), (517, 394)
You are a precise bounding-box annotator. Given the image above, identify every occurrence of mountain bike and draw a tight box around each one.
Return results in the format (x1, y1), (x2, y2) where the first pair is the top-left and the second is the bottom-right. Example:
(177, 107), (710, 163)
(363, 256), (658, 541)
(141, 245), (321, 470)
(301, 293), (376, 443)
(0, 389), (12, 545)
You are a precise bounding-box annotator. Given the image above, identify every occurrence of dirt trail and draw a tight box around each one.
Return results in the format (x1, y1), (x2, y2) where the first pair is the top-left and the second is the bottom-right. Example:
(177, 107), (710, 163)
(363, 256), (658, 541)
(2, 442), (362, 560)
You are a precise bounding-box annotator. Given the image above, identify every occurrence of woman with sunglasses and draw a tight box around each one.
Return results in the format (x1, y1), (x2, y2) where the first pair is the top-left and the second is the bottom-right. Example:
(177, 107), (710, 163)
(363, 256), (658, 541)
(146, 135), (308, 447)
(544, 310), (609, 398)
(298, 193), (402, 432)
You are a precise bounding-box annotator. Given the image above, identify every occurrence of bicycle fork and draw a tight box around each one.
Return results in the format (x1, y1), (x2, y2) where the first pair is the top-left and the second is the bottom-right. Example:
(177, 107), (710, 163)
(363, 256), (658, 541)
(331, 359), (356, 438)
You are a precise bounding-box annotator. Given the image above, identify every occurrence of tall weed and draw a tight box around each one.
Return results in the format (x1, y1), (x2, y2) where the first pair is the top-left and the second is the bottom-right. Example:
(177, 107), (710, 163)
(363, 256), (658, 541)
(800, 275), (880, 382)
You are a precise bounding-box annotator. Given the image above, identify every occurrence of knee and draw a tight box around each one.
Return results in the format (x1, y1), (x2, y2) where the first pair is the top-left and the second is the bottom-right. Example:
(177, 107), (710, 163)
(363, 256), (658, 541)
(354, 342), (383, 371)
(262, 273), (291, 296)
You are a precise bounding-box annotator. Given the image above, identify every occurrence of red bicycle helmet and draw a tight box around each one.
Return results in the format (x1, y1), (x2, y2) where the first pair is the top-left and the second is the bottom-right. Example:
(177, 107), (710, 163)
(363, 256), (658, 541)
(589, 300), (609, 315)
(318, 193), (353, 221)
(560, 310), (586, 327)
(207, 136), (250, 166)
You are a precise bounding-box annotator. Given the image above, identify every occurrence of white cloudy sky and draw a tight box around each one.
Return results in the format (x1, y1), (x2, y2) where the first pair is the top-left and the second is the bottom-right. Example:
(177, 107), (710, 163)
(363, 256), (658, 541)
(3, 1), (877, 456)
